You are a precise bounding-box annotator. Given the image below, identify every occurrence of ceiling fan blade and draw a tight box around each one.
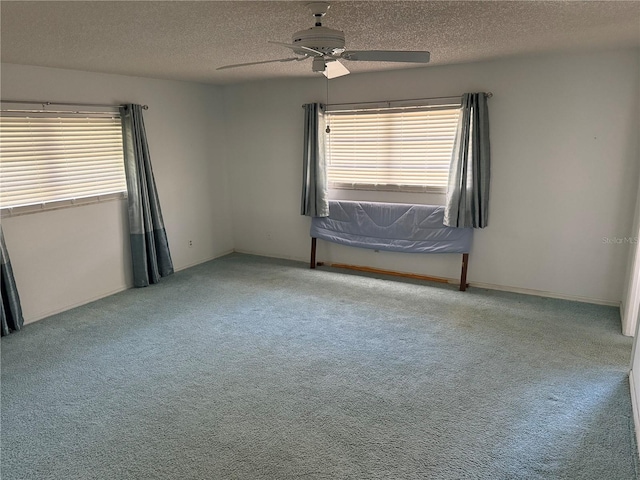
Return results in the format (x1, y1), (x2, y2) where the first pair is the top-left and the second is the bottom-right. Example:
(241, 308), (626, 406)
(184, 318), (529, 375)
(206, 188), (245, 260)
(323, 60), (350, 79)
(341, 50), (431, 63)
(268, 41), (324, 57)
(217, 57), (302, 71)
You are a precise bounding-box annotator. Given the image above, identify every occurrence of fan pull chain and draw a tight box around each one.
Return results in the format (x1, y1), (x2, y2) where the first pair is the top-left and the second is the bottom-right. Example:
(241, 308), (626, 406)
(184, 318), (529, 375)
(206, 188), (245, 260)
(325, 76), (331, 134)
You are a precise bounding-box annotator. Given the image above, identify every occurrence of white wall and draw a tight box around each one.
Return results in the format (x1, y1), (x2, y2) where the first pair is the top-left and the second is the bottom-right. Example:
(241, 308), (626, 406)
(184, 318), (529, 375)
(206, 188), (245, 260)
(224, 50), (640, 306)
(1, 64), (234, 323)
(2, 50), (638, 323)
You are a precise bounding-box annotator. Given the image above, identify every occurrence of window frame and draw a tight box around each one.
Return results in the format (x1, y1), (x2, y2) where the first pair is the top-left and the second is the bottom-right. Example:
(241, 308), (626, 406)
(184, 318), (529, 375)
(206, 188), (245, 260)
(325, 98), (461, 195)
(0, 104), (128, 216)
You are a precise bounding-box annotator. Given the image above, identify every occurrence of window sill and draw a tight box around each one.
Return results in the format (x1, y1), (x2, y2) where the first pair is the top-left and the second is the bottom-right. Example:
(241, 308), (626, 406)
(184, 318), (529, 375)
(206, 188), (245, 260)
(328, 188), (446, 206)
(1, 192), (127, 218)
(330, 183), (446, 194)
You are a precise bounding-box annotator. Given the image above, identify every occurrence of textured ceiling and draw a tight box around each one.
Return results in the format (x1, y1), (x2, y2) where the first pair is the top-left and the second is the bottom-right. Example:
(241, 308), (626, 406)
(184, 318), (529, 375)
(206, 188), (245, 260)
(1, 1), (639, 85)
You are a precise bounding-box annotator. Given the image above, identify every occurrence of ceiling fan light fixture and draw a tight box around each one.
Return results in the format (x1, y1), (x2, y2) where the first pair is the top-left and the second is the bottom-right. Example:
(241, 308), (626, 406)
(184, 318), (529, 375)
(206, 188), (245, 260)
(323, 60), (350, 79)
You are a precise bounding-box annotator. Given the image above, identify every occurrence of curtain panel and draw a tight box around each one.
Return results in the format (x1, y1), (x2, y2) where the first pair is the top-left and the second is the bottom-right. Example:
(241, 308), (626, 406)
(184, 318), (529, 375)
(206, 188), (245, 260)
(301, 103), (329, 217)
(1, 226), (24, 336)
(444, 93), (491, 228)
(120, 104), (174, 287)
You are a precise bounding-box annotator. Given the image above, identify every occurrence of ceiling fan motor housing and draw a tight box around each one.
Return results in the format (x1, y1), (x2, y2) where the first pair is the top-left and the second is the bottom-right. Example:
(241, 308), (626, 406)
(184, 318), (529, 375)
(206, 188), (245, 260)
(292, 26), (346, 55)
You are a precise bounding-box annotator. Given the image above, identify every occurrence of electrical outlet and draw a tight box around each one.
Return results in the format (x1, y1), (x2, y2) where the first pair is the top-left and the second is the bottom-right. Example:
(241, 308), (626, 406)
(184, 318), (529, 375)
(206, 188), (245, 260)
(189, 240), (193, 247)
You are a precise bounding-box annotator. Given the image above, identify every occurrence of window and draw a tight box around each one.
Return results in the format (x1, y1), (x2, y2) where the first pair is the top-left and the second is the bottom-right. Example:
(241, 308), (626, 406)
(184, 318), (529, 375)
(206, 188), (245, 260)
(325, 102), (461, 193)
(0, 108), (126, 214)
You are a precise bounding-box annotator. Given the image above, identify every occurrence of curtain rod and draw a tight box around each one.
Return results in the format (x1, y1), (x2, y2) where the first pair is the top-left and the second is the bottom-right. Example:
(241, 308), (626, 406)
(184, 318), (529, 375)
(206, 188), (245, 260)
(0, 100), (149, 110)
(302, 92), (492, 108)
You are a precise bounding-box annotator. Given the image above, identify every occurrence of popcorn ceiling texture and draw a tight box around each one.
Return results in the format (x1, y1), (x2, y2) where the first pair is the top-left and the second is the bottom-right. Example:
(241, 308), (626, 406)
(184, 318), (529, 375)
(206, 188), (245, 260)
(1, 1), (639, 84)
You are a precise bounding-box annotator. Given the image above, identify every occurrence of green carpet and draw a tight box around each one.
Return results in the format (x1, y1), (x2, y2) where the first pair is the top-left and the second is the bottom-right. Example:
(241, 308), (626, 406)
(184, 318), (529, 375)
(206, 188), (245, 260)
(1, 253), (637, 479)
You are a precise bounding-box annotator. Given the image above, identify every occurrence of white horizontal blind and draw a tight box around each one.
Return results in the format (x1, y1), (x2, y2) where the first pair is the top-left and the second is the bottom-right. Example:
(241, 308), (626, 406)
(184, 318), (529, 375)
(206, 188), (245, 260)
(0, 111), (126, 210)
(326, 106), (461, 193)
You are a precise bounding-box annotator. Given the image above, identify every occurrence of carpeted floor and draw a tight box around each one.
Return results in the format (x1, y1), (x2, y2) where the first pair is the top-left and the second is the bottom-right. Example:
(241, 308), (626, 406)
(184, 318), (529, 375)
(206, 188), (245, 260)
(1, 253), (637, 479)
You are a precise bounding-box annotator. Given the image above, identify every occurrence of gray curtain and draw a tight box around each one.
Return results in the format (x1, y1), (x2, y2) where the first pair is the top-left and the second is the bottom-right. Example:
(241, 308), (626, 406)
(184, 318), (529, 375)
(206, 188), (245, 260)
(301, 103), (329, 217)
(120, 104), (174, 287)
(1, 226), (24, 336)
(444, 93), (491, 228)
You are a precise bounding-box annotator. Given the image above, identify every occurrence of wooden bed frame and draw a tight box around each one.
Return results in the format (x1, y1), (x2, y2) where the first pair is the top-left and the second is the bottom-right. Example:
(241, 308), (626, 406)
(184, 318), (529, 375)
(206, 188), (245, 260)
(310, 237), (470, 292)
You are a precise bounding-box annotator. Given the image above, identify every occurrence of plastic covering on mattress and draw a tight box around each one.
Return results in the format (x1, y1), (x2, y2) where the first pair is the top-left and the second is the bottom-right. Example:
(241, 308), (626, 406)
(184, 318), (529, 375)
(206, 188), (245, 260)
(310, 201), (472, 254)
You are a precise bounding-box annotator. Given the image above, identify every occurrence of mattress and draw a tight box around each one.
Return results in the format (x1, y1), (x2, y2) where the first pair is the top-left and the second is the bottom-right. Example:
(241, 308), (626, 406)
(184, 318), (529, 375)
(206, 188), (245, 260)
(310, 200), (472, 254)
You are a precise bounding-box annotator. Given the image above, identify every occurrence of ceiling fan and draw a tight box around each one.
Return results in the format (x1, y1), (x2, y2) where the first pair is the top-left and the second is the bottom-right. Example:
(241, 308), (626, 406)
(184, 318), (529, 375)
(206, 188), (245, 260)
(217, 2), (431, 79)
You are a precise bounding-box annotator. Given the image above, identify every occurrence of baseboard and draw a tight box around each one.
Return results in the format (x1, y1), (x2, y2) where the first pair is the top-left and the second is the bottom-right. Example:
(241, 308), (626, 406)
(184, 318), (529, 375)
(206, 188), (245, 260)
(469, 281), (620, 307)
(232, 251), (619, 307)
(24, 249), (235, 326)
(232, 248), (309, 264)
(21, 250), (622, 325)
(24, 284), (131, 325)
(174, 249), (235, 273)
(629, 371), (640, 459)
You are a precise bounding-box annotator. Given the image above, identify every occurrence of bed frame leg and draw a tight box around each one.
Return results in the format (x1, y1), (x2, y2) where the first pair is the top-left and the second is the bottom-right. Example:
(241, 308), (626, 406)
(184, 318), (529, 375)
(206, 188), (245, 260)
(460, 253), (469, 291)
(310, 237), (317, 269)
